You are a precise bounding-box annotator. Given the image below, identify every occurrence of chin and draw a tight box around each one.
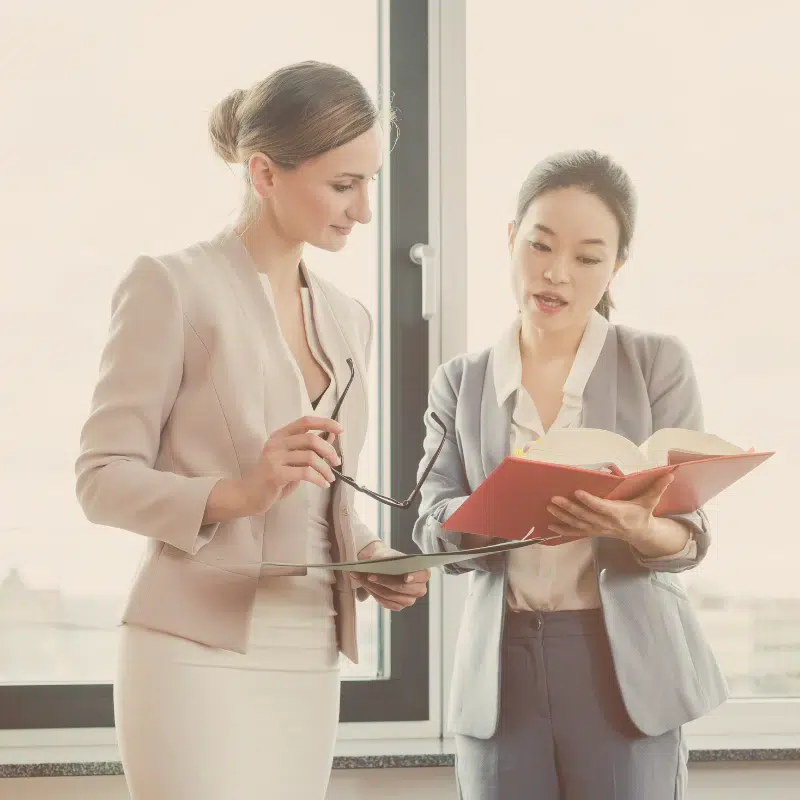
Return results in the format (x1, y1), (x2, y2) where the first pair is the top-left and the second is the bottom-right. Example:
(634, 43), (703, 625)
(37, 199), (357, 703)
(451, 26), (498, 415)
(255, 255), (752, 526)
(523, 303), (576, 331)
(307, 232), (348, 253)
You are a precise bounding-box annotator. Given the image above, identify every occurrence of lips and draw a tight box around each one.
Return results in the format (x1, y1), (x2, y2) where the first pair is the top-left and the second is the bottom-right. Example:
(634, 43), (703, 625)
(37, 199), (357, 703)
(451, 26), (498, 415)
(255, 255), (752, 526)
(332, 225), (353, 234)
(533, 292), (567, 307)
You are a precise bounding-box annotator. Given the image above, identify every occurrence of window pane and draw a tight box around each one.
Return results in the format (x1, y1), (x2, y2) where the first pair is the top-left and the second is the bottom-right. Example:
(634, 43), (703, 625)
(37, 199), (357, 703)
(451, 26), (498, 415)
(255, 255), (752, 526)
(466, 0), (800, 697)
(0, 0), (384, 684)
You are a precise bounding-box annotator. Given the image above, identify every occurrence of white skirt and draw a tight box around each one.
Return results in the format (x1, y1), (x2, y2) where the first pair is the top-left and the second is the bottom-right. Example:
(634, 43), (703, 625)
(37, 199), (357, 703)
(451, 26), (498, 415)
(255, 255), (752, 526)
(115, 520), (341, 800)
(115, 288), (351, 798)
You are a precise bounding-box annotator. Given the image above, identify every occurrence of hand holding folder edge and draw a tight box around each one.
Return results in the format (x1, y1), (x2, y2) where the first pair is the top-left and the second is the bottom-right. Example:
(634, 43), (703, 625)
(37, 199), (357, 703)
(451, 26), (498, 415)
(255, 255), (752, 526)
(441, 430), (775, 542)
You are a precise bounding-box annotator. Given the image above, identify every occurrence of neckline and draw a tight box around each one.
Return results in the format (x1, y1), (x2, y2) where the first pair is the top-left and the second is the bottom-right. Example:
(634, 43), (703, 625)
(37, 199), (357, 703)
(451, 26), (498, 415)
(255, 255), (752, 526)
(218, 225), (311, 289)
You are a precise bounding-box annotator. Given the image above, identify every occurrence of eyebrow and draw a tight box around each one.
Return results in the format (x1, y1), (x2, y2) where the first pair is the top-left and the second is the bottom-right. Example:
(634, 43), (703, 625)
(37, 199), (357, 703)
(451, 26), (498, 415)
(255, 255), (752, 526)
(533, 223), (607, 246)
(334, 167), (382, 180)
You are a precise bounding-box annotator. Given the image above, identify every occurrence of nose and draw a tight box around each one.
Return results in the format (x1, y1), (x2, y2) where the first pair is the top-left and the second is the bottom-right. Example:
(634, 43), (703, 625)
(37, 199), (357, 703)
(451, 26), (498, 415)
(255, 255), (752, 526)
(544, 253), (570, 284)
(347, 185), (372, 225)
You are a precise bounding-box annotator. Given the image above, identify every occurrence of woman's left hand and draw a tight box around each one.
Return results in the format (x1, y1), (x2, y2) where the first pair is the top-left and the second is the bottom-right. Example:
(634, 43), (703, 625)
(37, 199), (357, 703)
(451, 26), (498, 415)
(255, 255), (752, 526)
(351, 541), (431, 611)
(546, 473), (675, 549)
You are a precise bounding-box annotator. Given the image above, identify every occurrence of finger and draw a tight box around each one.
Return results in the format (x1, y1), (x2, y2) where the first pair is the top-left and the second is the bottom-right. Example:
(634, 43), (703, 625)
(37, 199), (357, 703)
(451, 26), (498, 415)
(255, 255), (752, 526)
(366, 578), (428, 599)
(571, 491), (620, 516)
(547, 523), (588, 538)
(366, 570), (431, 587)
(284, 450), (336, 484)
(363, 573), (408, 589)
(354, 580), (403, 610)
(641, 473), (675, 503)
(276, 416), (344, 438)
(362, 583), (418, 609)
(281, 465), (331, 490)
(403, 569), (431, 585)
(371, 588), (422, 608)
(366, 591), (406, 612)
(546, 504), (593, 531)
(362, 577), (427, 600)
(550, 496), (610, 528)
(279, 433), (341, 466)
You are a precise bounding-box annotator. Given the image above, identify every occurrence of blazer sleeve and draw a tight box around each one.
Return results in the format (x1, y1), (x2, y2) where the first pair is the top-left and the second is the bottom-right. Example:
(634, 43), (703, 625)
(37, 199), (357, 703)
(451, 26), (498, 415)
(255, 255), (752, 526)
(74, 256), (221, 554)
(412, 360), (504, 575)
(633, 334), (711, 573)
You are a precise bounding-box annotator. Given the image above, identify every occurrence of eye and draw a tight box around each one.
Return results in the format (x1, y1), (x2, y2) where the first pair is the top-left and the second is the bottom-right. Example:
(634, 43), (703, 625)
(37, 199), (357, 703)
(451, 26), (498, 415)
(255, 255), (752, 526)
(529, 241), (551, 252)
(577, 256), (602, 266)
(332, 184), (354, 193)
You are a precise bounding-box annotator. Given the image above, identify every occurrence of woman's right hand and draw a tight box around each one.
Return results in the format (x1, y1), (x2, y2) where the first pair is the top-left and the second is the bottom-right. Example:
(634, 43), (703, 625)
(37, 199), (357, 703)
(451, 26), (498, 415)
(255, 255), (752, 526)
(235, 416), (344, 516)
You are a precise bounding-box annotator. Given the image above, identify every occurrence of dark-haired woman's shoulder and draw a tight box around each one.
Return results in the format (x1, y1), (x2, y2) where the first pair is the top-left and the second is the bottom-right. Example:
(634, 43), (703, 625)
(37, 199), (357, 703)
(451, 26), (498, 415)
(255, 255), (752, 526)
(612, 322), (700, 421)
(428, 346), (494, 406)
(613, 322), (693, 370)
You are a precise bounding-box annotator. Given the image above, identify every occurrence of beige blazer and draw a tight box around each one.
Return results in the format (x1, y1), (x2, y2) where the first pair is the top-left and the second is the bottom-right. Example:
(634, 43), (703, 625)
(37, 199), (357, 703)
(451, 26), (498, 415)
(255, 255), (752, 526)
(75, 228), (379, 662)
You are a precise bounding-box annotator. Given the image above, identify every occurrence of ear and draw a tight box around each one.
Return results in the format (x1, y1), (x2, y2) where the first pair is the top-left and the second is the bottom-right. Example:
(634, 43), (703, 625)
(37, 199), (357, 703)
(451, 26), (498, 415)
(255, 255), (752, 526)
(247, 153), (279, 198)
(507, 220), (517, 253)
(612, 257), (626, 277)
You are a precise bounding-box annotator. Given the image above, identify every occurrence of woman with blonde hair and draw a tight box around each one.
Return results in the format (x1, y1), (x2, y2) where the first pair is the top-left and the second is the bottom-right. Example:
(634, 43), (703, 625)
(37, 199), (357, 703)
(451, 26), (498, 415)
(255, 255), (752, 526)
(76, 61), (430, 799)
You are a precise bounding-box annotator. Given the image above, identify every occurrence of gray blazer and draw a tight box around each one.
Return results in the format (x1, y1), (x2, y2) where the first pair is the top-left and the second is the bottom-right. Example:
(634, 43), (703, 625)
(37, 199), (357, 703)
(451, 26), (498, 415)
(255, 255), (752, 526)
(413, 324), (729, 739)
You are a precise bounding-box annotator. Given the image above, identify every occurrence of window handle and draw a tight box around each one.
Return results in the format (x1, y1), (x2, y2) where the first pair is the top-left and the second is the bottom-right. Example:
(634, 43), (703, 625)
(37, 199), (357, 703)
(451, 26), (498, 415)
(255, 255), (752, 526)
(409, 243), (438, 321)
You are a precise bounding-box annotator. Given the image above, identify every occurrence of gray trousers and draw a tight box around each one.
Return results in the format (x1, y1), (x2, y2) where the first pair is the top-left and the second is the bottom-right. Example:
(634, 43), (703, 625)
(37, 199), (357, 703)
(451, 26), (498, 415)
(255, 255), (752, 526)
(455, 609), (687, 800)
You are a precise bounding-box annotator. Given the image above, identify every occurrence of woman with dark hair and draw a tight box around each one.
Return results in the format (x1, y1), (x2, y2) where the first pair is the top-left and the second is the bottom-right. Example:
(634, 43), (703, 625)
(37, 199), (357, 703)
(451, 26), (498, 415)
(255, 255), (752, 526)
(414, 150), (726, 799)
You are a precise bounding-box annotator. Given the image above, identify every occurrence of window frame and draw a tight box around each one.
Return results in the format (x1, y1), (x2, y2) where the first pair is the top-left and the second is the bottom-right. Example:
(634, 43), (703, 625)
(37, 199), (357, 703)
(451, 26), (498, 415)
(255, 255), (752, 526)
(436, 0), (800, 751)
(0, 0), (436, 734)
(5, 0), (796, 757)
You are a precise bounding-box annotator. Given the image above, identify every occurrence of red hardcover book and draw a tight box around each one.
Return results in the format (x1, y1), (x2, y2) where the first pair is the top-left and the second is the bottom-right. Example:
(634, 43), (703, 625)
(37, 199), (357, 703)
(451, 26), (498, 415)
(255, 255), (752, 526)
(441, 427), (774, 542)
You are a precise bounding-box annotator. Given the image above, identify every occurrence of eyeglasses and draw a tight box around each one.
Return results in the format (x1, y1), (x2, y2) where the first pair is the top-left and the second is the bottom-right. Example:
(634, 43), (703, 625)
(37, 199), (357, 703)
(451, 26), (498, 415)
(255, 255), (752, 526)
(329, 358), (447, 509)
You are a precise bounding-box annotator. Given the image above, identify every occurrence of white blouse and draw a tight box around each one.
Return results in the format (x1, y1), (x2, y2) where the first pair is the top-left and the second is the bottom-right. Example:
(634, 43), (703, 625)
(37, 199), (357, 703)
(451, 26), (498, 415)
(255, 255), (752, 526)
(493, 311), (692, 613)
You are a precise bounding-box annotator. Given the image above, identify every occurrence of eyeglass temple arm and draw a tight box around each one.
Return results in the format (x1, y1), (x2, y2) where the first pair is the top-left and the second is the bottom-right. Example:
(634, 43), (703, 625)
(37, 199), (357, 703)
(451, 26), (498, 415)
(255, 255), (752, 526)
(329, 361), (448, 509)
(396, 412), (448, 505)
(330, 358), (356, 424)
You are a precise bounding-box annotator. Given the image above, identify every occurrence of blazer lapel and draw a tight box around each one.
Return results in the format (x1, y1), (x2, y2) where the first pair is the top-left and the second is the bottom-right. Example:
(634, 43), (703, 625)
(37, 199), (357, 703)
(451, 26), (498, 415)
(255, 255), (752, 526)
(479, 350), (513, 485)
(301, 265), (367, 472)
(213, 228), (279, 352)
(211, 228), (304, 421)
(582, 324), (619, 434)
(300, 267), (356, 400)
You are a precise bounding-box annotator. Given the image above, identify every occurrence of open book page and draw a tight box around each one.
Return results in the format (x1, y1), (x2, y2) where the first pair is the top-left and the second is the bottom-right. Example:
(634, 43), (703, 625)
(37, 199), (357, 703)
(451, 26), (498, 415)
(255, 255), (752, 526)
(519, 427), (746, 474)
(519, 428), (657, 474)
(640, 427), (745, 465)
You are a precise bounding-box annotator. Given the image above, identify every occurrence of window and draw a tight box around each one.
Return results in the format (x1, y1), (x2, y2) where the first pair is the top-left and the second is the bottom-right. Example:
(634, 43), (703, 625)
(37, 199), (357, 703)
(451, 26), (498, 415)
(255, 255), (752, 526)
(0, 0), (433, 729)
(463, 0), (800, 727)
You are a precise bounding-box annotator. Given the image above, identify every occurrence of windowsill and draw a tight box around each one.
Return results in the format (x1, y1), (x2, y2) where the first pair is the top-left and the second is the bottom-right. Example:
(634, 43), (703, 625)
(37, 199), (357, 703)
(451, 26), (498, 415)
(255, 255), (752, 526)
(2, 736), (800, 777)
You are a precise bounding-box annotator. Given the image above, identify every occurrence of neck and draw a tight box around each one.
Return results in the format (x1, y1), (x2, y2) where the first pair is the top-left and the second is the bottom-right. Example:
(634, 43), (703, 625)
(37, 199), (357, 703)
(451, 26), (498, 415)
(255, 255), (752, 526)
(235, 211), (304, 298)
(519, 314), (588, 363)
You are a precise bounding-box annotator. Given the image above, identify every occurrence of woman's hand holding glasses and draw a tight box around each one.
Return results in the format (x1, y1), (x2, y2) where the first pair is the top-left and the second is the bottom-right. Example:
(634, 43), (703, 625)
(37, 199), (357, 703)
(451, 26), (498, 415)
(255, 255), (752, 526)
(236, 416), (344, 516)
